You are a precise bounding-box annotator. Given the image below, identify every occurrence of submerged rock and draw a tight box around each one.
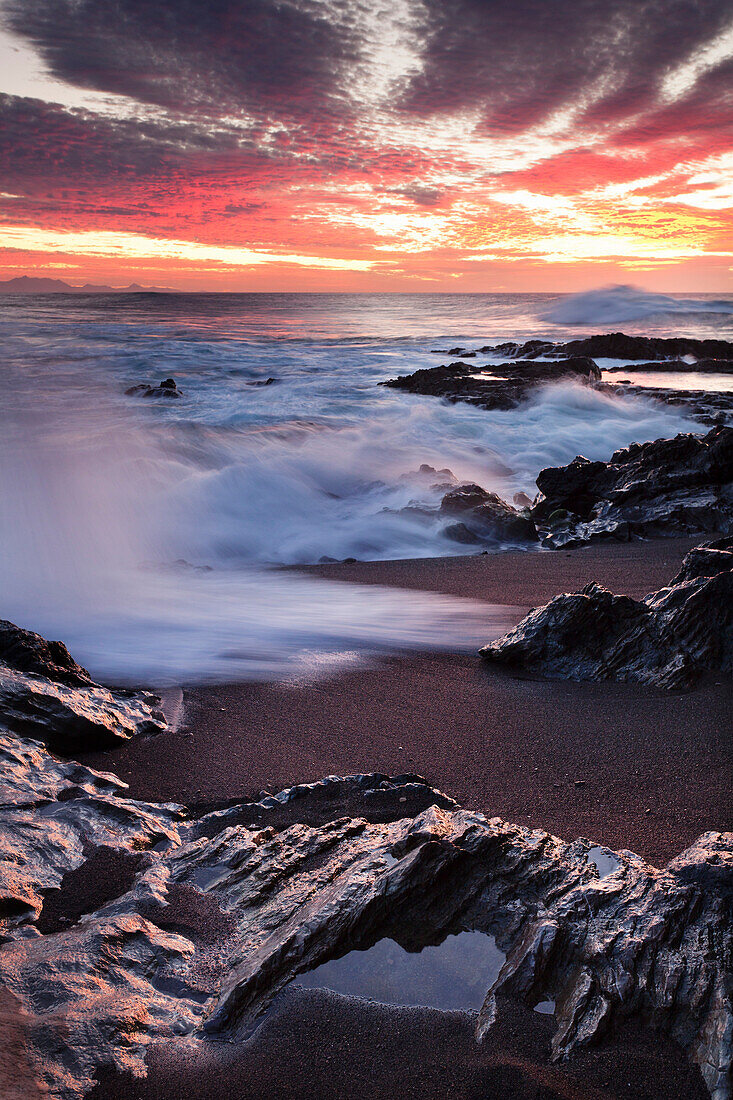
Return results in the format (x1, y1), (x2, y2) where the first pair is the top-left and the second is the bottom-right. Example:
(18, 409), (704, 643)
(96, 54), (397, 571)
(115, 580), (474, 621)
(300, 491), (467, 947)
(531, 425), (733, 548)
(125, 377), (182, 398)
(480, 538), (733, 690)
(0, 727), (730, 1099)
(0, 620), (165, 752)
(380, 357), (600, 411)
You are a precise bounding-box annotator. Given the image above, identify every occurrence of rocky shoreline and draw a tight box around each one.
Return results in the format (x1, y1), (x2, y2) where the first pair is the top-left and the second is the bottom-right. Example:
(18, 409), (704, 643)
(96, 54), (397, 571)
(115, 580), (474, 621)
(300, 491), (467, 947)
(388, 330), (733, 425)
(1, 574), (731, 1099)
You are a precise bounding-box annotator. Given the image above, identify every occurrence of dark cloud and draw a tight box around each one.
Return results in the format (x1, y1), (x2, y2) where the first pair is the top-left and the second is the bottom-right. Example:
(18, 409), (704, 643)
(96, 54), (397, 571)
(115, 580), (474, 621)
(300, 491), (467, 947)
(4, 0), (732, 142)
(395, 184), (444, 206)
(3, 0), (361, 118)
(398, 0), (733, 133)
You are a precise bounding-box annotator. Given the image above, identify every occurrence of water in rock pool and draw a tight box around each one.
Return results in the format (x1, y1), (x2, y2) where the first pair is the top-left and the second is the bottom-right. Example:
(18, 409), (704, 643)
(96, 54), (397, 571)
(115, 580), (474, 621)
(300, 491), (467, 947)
(1, 288), (730, 684)
(293, 931), (506, 1012)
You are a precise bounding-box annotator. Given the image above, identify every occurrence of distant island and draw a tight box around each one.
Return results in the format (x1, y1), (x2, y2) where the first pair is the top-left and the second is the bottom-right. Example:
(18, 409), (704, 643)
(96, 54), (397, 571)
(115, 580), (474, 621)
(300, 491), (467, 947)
(0, 275), (176, 294)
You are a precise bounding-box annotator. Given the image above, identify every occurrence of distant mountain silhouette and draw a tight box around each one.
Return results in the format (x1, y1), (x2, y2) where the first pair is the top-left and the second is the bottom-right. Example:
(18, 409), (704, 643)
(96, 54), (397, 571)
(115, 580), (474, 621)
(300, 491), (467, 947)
(0, 276), (176, 294)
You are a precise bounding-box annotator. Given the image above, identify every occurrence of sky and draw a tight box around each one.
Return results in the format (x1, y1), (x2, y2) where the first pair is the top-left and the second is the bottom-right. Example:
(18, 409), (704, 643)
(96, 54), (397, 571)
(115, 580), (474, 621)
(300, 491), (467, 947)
(0, 0), (732, 291)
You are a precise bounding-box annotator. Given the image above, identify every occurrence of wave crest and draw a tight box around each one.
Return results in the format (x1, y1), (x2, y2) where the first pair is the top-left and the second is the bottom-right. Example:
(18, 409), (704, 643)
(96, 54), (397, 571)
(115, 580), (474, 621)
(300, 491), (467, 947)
(545, 285), (732, 326)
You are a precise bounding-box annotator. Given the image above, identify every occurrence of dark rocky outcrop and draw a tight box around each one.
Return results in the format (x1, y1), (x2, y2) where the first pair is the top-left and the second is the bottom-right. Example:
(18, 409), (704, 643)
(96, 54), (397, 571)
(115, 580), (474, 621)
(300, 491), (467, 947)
(0, 620), (165, 752)
(1, 724), (731, 1099)
(440, 483), (537, 543)
(475, 333), (733, 362)
(125, 377), (182, 398)
(530, 425), (733, 548)
(0, 620), (93, 688)
(480, 538), (733, 690)
(380, 357), (600, 411)
(604, 358), (733, 374)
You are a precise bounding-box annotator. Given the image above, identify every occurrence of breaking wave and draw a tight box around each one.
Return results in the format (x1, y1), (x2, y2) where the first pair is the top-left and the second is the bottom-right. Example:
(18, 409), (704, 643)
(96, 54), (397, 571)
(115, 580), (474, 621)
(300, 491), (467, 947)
(545, 285), (733, 326)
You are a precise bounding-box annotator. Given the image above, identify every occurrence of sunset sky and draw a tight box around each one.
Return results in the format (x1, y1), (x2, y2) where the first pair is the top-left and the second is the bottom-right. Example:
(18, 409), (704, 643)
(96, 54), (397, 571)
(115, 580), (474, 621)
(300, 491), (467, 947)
(1, 0), (732, 291)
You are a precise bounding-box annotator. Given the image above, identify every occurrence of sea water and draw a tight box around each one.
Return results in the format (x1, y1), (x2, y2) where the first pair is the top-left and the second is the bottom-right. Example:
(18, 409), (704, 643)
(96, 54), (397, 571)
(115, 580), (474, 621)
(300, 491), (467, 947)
(0, 288), (729, 683)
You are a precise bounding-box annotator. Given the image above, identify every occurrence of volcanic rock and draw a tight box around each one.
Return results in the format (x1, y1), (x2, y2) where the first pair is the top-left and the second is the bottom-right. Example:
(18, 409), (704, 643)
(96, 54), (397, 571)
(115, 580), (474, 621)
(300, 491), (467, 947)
(531, 425), (733, 548)
(380, 357), (600, 411)
(0, 620), (93, 688)
(475, 333), (733, 362)
(0, 620), (165, 752)
(125, 377), (182, 398)
(479, 538), (733, 690)
(0, 722), (731, 1099)
(440, 483), (537, 542)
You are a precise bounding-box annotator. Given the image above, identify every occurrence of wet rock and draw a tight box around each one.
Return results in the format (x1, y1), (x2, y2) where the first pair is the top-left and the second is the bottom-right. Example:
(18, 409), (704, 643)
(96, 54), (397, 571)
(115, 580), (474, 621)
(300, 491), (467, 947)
(0, 620), (93, 688)
(380, 357), (600, 411)
(441, 483), (537, 543)
(477, 334), (733, 362)
(531, 425), (733, 548)
(604, 358), (733, 375)
(479, 539), (733, 690)
(0, 620), (166, 752)
(246, 376), (277, 386)
(125, 377), (182, 398)
(0, 728), (730, 1100)
(513, 491), (533, 508)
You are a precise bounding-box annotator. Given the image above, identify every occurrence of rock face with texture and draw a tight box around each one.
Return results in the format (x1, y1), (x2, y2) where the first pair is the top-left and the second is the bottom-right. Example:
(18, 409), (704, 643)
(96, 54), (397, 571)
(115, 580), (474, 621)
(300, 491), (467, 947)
(440, 483), (537, 543)
(0, 729), (731, 1100)
(1, 624), (731, 1099)
(480, 538), (733, 690)
(0, 620), (165, 752)
(531, 425), (733, 548)
(380, 357), (600, 411)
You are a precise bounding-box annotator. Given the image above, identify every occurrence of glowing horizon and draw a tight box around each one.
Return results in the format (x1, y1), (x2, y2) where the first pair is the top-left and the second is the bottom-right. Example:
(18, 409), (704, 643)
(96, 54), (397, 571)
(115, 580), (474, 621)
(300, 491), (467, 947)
(1, 1), (732, 292)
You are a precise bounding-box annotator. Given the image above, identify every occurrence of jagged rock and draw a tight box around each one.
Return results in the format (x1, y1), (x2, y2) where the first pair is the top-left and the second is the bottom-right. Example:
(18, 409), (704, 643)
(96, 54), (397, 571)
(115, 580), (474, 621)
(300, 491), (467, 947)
(479, 538), (733, 690)
(0, 620), (166, 752)
(440, 483), (537, 543)
(380, 357), (600, 411)
(531, 425), (733, 547)
(0, 620), (93, 688)
(0, 729), (730, 1099)
(475, 334), (733, 362)
(125, 377), (182, 398)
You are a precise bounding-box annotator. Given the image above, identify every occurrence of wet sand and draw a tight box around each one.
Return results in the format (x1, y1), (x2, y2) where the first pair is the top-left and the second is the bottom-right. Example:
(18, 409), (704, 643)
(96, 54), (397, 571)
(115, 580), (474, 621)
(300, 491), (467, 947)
(80, 535), (731, 867)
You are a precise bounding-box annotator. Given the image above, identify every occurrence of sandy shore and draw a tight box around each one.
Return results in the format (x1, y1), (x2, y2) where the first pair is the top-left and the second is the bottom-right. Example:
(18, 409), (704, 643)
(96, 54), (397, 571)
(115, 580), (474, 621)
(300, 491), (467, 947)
(80, 535), (731, 867)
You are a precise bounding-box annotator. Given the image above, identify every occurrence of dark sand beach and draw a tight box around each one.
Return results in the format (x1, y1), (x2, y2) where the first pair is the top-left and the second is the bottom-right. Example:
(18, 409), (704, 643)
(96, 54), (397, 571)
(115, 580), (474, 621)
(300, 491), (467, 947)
(79, 536), (731, 867)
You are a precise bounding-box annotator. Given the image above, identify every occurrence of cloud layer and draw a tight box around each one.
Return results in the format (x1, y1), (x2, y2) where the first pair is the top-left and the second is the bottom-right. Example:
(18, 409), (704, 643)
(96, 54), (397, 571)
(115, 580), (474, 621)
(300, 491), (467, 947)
(1, 0), (731, 288)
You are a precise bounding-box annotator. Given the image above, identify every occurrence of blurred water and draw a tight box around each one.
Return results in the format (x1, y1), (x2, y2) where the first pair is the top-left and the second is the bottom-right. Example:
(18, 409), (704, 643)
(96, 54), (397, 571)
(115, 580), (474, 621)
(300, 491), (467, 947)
(0, 289), (726, 683)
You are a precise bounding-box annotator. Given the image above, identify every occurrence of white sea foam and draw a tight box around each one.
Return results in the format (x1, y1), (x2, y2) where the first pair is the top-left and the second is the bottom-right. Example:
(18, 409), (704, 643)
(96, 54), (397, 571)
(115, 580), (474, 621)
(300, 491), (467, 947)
(545, 284), (732, 326)
(0, 293), (715, 683)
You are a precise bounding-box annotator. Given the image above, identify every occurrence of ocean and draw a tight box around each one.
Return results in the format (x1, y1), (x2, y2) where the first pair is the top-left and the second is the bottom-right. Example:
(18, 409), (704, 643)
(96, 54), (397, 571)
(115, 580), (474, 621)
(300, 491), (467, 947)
(1, 286), (731, 684)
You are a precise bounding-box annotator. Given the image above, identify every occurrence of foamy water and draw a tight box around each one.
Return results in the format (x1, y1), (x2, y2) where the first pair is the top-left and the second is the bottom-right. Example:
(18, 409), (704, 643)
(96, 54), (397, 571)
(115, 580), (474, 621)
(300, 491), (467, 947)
(1, 289), (729, 683)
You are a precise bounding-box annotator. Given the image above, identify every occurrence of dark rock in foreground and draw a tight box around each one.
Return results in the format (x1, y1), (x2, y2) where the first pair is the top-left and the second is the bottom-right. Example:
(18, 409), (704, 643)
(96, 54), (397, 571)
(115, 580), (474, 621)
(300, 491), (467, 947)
(0, 620), (93, 688)
(480, 538), (733, 690)
(380, 357), (600, 411)
(531, 425), (733, 548)
(1, 724), (730, 1099)
(0, 620), (165, 752)
(125, 377), (182, 398)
